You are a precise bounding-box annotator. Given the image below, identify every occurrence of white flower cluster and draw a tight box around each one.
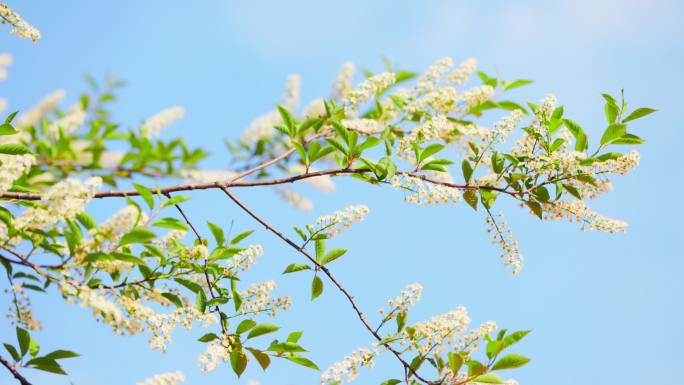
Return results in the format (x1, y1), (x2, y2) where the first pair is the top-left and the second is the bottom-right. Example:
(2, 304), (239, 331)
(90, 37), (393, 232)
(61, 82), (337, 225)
(461, 85), (495, 109)
(485, 212), (524, 275)
(380, 283), (423, 318)
(0, 52), (11, 81)
(180, 169), (238, 184)
(282, 74), (301, 111)
(490, 109), (525, 143)
(226, 244), (264, 272)
(278, 188), (313, 212)
(136, 371), (185, 385)
(416, 57), (454, 93)
(341, 118), (385, 135)
(46, 104), (86, 140)
(0, 3), (41, 41)
(331, 62), (355, 99)
(406, 306), (471, 355)
(343, 72), (396, 112)
(239, 280), (292, 317)
(321, 347), (376, 385)
(391, 174), (462, 205)
(197, 334), (235, 372)
(141, 106), (185, 139)
(398, 115), (454, 157)
(447, 58), (477, 85)
(312, 205), (369, 237)
(0, 154), (35, 194)
(543, 199), (628, 233)
(15, 90), (66, 129)
(14, 177), (101, 230)
(5, 283), (42, 330)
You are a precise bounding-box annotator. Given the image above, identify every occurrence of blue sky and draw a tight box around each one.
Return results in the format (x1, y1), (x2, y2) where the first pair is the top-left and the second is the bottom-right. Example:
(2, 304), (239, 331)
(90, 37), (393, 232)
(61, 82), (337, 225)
(1, 1), (682, 384)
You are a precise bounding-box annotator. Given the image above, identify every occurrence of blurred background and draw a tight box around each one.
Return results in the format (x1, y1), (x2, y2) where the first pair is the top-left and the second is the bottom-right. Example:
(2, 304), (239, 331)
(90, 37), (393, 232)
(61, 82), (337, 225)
(0, 1), (682, 384)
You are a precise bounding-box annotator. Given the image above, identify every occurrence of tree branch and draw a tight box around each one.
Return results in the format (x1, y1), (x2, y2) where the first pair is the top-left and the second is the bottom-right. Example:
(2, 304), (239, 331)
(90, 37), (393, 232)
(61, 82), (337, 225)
(220, 187), (436, 385)
(0, 355), (32, 385)
(0, 168), (523, 201)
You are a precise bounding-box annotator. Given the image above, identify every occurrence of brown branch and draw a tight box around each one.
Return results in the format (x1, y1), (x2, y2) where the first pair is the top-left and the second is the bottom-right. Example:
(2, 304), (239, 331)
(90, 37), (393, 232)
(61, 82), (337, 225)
(0, 355), (33, 385)
(220, 187), (436, 385)
(0, 168), (523, 201)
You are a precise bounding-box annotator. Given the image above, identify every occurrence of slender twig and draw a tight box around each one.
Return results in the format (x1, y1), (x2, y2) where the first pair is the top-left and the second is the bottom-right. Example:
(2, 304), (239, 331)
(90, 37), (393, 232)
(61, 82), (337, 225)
(0, 355), (33, 385)
(164, 192), (227, 334)
(220, 187), (436, 385)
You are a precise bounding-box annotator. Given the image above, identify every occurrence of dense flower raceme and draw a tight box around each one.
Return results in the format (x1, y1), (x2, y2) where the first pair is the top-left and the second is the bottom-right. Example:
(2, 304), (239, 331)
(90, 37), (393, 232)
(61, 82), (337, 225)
(0, 3), (40, 41)
(0, 51), (653, 385)
(136, 371), (186, 385)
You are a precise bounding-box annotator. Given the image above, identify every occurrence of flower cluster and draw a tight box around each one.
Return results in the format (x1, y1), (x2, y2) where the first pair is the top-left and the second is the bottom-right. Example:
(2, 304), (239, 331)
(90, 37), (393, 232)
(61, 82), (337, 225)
(405, 306), (472, 355)
(197, 334), (235, 372)
(136, 371), (185, 385)
(226, 244), (264, 272)
(312, 205), (369, 237)
(241, 74), (302, 143)
(391, 174), (462, 205)
(485, 212), (524, 275)
(46, 104), (87, 140)
(331, 62), (355, 99)
(321, 347), (376, 385)
(543, 199), (628, 233)
(0, 52), (10, 81)
(0, 2), (41, 41)
(5, 284), (42, 330)
(278, 188), (313, 212)
(15, 90), (65, 129)
(379, 283), (423, 319)
(14, 177), (102, 230)
(0, 153), (35, 194)
(239, 280), (292, 317)
(343, 72), (396, 112)
(141, 106), (185, 138)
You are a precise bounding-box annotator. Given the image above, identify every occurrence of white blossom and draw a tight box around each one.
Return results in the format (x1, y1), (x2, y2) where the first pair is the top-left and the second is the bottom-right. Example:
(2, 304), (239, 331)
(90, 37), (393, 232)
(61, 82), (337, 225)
(312, 205), (369, 237)
(15, 90), (66, 129)
(140, 106), (185, 138)
(0, 154), (35, 194)
(331, 62), (355, 99)
(278, 188), (313, 212)
(0, 3), (41, 41)
(136, 371), (185, 385)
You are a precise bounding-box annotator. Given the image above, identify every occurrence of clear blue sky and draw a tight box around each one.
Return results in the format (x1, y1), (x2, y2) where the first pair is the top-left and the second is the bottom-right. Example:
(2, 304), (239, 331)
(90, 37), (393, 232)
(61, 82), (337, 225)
(1, 1), (682, 384)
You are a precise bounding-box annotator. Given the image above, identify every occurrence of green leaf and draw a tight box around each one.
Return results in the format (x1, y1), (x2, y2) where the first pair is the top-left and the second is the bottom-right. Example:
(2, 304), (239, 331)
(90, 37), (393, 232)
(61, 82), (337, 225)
(448, 352), (463, 374)
(198, 333), (218, 342)
(287, 356), (320, 371)
(491, 353), (531, 370)
(230, 349), (248, 377)
(247, 323), (280, 339)
(463, 190), (478, 210)
(604, 101), (619, 124)
(267, 341), (307, 353)
(320, 248), (346, 265)
(0, 123), (18, 136)
(152, 217), (189, 231)
(16, 327), (30, 358)
(504, 79), (533, 90)
(162, 292), (183, 308)
(600, 123), (627, 146)
(27, 358), (67, 375)
(247, 347), (271, 370)
(622, 107), (656, 123)
(196, 289), (207, 313)
(311, 275), (323, 301)
(380, 380), (402, 385)
(133, 184), (154, 209)
(611, 133), (645, 145)
(230, 230), (254, 245)
(283, 263), (311, 274)
(3, 343), (20, 361)
(207, 221), (225, 246)
(287, 331), (303, 343)
(0, 143), (31, 155)
(315, 239), (325, 262)
(473, 373), (505, 384)
(43, 350), (80, 360)
(76, 212), (97, 230)
(418, 143), (444, 164)
(119, 227), (156, 246)
(236, 319), (256, 334)
(502, 330), (530, 348)
(462, 160), (473, 183)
